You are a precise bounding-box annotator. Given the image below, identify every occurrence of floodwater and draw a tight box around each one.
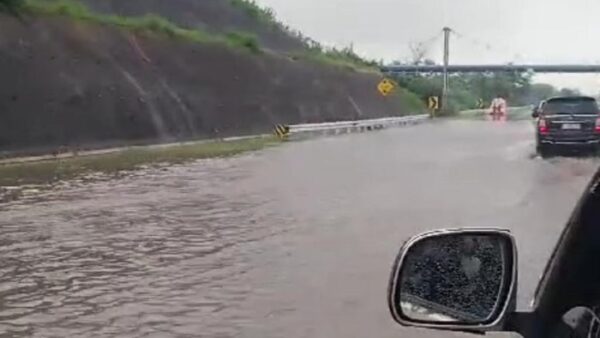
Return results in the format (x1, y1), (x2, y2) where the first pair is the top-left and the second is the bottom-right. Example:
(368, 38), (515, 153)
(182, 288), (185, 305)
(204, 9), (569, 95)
(0, 120), (598, 337)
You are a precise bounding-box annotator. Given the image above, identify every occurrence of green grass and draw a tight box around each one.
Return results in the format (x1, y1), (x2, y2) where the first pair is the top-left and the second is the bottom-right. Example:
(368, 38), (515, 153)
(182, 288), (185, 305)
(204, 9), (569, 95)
(229, 0), (381, 72)
(17, 0), (379, 70)
(290, 39), (382, 72)
(397, 88), (427, 112)
(230, 0), (276, 26)
(0, 137), (278, 186)
(21, 0), (262, 53)
(291, 48), (380, 72)
(0, 0), (24, 12)
(225, 31), (261, 54)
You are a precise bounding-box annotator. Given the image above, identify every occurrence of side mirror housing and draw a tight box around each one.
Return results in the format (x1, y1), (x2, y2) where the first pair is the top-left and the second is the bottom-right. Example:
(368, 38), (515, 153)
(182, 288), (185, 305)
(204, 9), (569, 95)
(532, 110), (540, 118)
(388, 229), (518, 333)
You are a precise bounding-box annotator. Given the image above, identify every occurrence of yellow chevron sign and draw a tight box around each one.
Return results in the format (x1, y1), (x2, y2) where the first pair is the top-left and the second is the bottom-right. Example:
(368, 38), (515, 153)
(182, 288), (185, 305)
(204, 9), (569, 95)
(428, 96), (440, 110)
(274, 124), (290, 140)
(477, 98), (485, 109)
(377, 78), (396, 96)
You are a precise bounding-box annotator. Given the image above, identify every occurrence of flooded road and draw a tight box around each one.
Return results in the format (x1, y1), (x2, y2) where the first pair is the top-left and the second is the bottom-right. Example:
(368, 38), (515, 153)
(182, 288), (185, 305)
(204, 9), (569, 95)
(1, 120), (598, 338)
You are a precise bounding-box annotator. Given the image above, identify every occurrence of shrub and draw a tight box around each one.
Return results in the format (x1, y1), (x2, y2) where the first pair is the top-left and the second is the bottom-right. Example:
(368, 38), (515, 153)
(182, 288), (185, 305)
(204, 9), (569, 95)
(295, 45), (380, 72)
(226, 31), (260, 53)
(137, 14), (179, 36)
(0, 0), (24, 13)
(397, 88), (426, 112)
(230, 0), (381, 69)
(23, 0), (262, 53)
(230, 0), (276, 25)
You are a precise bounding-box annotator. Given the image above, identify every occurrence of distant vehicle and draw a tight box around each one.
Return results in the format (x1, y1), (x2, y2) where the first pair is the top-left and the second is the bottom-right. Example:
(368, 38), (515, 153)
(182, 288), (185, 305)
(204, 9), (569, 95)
(533, 96), (600, 157)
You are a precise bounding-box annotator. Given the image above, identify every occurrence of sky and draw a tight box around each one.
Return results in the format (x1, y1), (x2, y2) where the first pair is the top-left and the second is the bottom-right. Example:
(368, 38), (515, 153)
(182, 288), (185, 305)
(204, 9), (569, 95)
(255, 0), (600, 94)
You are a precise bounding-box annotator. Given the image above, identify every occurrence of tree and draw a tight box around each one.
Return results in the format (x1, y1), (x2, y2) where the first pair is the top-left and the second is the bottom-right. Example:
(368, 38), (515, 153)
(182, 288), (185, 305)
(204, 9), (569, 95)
(409, 42), (428, 65)
(529, 83), (558, 102)
(390, 70), (559, 113)
(559, 88), (581, 96)
(0, 0), (24, 13)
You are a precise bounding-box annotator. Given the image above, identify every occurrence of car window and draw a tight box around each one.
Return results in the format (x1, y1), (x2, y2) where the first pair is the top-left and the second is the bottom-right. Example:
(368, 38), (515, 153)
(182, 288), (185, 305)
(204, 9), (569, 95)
(537, 101), (546, 111)
(543, 98), (599, 114)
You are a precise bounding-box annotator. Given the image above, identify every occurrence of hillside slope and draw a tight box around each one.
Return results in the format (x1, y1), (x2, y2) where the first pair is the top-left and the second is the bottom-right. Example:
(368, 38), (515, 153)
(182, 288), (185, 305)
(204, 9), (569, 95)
(0, 1), (422, 154)
(78, 0), (305, 52)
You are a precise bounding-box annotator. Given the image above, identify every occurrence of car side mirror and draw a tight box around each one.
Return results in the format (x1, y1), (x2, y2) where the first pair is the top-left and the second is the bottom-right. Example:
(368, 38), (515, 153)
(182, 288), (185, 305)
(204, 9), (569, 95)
(388, 229), (518, 333)
(532, 109), (540, 118)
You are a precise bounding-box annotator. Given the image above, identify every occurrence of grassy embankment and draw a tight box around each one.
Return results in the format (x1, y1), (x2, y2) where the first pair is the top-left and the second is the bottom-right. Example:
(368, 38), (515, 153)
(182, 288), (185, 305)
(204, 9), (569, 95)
(21, 0), (263, 52)
(229, 0), (381, 72)
(4, 0), (383, 71)
(0, 137), (277, 186)
(0, 0), (423, 186)
(3, 0), (424, 107)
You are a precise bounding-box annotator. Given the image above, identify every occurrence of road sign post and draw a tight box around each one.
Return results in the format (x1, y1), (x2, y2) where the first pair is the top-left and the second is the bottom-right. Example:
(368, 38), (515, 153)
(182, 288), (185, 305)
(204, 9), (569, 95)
(442, 27), (451, 114)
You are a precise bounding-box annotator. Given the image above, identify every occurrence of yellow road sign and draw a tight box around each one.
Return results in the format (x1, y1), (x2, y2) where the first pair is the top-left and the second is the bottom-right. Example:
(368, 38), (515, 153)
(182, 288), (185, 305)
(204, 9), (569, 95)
(377, 78), (396, 96)
(477, 98), (485, 109)
(274, 124), (290, 140)
(428, 96), (440, 110)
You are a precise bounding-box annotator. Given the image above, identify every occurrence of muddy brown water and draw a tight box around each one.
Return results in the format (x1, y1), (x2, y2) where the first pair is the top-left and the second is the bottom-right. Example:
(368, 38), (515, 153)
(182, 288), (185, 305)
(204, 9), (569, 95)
(0, 120), (598, 337)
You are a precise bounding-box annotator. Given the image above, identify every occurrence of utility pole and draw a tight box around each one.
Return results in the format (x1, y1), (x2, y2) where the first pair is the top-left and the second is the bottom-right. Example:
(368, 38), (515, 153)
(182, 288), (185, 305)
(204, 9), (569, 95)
(442, 27), (451, 113)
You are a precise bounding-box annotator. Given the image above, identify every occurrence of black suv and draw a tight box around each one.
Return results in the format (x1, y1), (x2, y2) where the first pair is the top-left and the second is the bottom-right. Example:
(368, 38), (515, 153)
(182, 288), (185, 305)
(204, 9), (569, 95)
(534, 96), (600, 157)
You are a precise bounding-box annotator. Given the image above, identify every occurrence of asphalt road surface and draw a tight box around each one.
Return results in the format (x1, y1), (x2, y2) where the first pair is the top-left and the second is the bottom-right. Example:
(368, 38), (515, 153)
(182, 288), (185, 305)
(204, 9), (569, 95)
(0, 119), (598, 338)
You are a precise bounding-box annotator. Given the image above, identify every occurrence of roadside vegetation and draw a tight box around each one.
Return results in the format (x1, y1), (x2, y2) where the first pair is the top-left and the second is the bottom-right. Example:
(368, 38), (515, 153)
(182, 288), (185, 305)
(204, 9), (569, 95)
(2, 0), (574, 114)
(0, 0), (24, 14)
(229, 0), (380, 71)
(2, 0), (379, 70)
(293, 45), (381, 72)
(230, 0), (277, 27)
(396, 88), (427, 112)
(0, 0), (20, 9)
(229, 0), (582, 103)
(0, 137), (277, 186)
(2, 0), (262, 53)
(390, 68), (581, 115)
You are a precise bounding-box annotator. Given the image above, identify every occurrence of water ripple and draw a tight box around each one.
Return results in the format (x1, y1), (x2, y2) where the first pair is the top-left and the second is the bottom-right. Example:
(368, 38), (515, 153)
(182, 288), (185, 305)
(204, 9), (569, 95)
(0, 156), (295, 338)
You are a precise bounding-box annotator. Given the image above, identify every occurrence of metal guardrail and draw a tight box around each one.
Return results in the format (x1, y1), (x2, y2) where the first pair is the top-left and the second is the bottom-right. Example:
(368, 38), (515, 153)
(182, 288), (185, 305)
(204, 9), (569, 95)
(280, 115), (430, 139)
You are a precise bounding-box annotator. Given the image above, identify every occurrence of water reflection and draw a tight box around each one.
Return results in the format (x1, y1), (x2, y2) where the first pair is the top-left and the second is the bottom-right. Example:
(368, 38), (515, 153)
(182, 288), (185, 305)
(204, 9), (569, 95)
(0, 121), (597, 338)
(0, 156), (295, 337)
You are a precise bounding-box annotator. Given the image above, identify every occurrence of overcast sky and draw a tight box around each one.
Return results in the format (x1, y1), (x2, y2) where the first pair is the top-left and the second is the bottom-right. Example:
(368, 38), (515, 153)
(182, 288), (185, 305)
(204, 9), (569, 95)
(256, 0), (600, 93)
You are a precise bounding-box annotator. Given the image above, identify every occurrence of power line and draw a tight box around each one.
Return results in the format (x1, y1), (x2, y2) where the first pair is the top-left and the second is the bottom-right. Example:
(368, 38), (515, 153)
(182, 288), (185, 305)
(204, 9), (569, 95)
(449, 28), (522, 63)
(451, 29), (493, 51)
(419, 30), (444, 49)
(406, 30), (444, 62)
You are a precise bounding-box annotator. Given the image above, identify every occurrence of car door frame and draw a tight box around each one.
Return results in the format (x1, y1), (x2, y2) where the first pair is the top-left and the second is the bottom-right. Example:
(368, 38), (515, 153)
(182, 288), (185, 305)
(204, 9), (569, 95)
(512, 166), (600, 337)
